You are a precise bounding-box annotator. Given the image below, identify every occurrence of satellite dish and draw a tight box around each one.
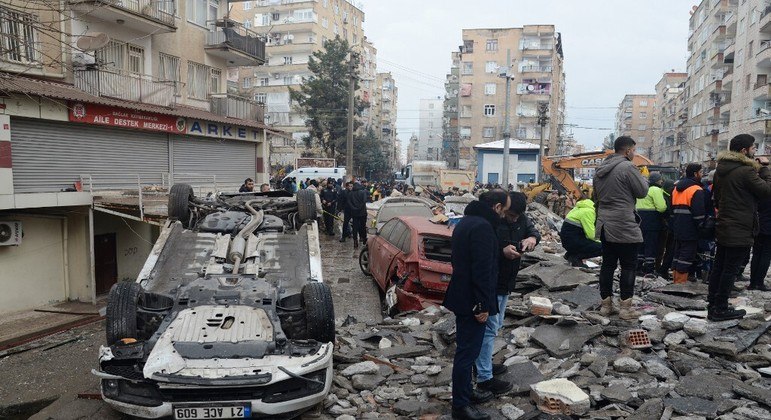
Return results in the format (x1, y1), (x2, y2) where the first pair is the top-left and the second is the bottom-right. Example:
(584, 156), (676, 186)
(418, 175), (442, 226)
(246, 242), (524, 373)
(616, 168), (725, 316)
(527, 84), (536, 92)
(76, 32), (110, 51)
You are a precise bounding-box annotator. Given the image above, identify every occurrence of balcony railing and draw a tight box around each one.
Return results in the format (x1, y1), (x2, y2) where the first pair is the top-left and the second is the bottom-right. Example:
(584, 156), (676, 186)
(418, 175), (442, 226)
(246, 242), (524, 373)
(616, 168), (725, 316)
(206, 20), (266, 63)
(210, 93), (265, 122)
(520, 65), (553, 73)
(70, 0), (176, 27)
(74, 68), (176, 107)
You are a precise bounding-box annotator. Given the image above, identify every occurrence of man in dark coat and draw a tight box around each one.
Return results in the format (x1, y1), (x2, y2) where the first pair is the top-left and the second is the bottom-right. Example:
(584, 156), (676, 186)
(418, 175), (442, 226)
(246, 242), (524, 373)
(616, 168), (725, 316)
(338, 182), (352, 242)
(443, 189), (509, 420)
(347, 181), (368, 249)
(320, 182), (338, 236)
(709, 134), (771, 321)
(474, 192), (540, 396)
(670, 164), (706, 284)
(749, 196), (771, 291)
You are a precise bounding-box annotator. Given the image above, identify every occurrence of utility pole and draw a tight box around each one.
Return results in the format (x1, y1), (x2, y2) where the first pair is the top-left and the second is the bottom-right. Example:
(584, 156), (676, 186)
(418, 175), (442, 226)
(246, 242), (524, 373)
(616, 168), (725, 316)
(537, 102), (549, 182)
(346, 53), (355, 181)
(500, 49), (513, 189)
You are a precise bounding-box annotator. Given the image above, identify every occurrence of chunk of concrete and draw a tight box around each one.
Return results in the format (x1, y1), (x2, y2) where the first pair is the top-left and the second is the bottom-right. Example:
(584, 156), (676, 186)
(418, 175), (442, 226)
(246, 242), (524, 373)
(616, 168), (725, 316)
(518, 261), (598, 291)
(627, 398), (664, 420)
(341, 361), (379, 377)
(613, 357), (641, 373)
(529, 296), (553, 315)
(601, 385), (633, 403)
(530, 378), (590, 416)
(647, 292), (708, 310)
(733, 382), (771, 406)
(555, 284), (601, 312)
(530, 323), (603, 358)
(662, 312), (690, 330)
(675, 372), (741, 400)
(500, 361), (546, 394)
(664, 397), (719, 418)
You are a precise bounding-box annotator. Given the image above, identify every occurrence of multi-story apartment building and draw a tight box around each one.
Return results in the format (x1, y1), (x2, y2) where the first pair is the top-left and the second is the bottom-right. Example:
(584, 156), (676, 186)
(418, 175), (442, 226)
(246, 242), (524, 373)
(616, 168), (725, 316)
(653, 72), (688, 164)
(407, 134), (418, 163)
(443, 52), (461, 168)
(231, 0), (368, 161)
(722, 0), (771, 153)
(454, 25), (566, 170)
(414, 98), (443, 161)
(684, 0), (737, 164)
(0, 0), (268, 314)
(614, 94), (656, 158)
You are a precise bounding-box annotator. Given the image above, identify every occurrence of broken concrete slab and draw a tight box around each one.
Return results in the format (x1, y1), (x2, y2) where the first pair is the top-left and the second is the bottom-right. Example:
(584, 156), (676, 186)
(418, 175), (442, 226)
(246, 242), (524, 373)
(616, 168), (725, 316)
(664, 396), (719, 417)
(500, 361), (546, 395)
(627, 398), (664, 420)
(696, 321), (771, 356)
(674, 372), (741, 400)
(530, 323), (603, 357)
(647, 292), (708, 310)
(530, 378), (590, 416)
(733, 382), (771, 407)
(601, 384), (633, 403)
(378, 345), (432, 359)
(518, 261), (598, 291)
(554, 284), (601, 312)
(654, 282), (709, 297)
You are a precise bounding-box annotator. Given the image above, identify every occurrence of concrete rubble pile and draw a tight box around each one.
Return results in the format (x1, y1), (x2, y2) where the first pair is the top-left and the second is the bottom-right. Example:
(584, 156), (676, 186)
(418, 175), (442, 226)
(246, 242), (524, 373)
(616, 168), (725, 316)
(525, 202), (564, 250)
(323, 248), (771, 419)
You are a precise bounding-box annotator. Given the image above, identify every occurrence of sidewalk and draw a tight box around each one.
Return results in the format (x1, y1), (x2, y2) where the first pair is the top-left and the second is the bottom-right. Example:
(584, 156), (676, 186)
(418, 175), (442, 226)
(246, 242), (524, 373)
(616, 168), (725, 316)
(0, 298), (106, 353)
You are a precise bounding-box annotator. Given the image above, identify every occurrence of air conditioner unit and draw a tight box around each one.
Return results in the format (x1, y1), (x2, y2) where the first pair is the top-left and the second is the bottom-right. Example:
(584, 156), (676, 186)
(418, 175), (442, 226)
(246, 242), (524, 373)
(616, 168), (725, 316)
(0, 221), (22, 246)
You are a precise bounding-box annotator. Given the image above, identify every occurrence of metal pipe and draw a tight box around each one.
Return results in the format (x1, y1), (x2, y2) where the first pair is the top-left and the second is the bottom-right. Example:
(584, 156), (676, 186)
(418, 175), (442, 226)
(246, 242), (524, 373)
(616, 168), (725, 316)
(501, 49), (512, 189)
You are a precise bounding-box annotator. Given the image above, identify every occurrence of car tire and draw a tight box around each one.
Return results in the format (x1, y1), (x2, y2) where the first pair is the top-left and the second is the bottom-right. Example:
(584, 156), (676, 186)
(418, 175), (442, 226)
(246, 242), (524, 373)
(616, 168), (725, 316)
(302, 282), (335, 343)
(106, 282), (143, 345)
(359, 247), (371, 276)
(168, 183), (194, 228)
(296, 189), (318, 222)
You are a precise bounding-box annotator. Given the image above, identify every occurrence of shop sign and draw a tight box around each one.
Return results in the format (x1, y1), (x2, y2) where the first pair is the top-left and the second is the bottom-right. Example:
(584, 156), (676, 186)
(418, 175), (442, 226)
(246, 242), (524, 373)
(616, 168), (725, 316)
(186, 119), (263, 141)
(69, 103), (185, 133)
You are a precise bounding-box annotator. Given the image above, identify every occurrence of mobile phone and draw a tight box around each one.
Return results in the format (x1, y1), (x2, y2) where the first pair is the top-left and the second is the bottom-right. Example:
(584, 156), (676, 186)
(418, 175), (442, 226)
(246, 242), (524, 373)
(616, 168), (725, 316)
(473, 303), (482, 314)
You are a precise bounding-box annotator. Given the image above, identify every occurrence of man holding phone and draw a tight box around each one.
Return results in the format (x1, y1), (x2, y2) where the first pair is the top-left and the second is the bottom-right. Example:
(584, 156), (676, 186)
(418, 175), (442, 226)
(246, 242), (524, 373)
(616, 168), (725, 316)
(443, 189), (510, 420)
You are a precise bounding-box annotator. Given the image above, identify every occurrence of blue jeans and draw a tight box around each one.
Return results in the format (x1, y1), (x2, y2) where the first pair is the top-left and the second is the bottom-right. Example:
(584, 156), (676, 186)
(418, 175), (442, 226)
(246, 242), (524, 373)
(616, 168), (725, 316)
(474, 294), (508, 382)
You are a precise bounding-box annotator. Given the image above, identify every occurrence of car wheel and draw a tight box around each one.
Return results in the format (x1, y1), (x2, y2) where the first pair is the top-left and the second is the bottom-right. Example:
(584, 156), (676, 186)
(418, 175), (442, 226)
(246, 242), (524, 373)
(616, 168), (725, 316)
(359, 247), (371, 276)
(168, 183), (194, 228)
(302, 282), (335, 343)
(106, 282), (143, 345)
(296, 189), (318, 222)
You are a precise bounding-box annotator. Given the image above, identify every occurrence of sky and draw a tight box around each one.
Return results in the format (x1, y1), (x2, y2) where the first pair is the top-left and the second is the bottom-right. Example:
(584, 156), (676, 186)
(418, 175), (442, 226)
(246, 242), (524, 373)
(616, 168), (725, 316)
(356, 0), (694, 152)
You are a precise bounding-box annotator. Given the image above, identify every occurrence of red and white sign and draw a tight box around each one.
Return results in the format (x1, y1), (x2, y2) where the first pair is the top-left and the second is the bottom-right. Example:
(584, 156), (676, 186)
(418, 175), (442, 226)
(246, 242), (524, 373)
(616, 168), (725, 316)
(69, 103), (186, 134)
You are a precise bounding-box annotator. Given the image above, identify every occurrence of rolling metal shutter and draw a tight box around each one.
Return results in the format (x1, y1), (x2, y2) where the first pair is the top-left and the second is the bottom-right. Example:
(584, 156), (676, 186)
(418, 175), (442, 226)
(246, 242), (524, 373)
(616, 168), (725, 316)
(171, 135), (256, 191)
(11, 119), (169, 193)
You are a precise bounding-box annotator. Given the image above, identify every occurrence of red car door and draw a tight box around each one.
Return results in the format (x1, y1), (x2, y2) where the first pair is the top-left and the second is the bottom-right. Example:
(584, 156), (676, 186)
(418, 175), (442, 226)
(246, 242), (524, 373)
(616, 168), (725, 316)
(369, 219), (397, 289)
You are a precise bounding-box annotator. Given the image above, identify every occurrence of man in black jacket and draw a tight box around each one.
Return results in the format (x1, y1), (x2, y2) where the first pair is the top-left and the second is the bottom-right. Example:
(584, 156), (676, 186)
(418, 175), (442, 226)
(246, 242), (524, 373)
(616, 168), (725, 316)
(749, 197), (771, 291)
(339, 182), (352, 242)
(320, 181), (338, 236)
(474, 192), (539, 396)
(347, 181), (368, 249)
(443, 189), (509, 420)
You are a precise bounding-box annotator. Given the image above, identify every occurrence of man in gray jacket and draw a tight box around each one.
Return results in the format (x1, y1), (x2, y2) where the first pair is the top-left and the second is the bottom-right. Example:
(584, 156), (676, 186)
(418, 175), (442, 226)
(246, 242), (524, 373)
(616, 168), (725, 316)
(593, 136), (649, 320)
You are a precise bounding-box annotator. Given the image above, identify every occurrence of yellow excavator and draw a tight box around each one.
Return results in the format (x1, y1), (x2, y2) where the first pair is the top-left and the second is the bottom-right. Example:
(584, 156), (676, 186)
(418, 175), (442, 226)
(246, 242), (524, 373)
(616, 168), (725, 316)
(523, 150), (657, 201)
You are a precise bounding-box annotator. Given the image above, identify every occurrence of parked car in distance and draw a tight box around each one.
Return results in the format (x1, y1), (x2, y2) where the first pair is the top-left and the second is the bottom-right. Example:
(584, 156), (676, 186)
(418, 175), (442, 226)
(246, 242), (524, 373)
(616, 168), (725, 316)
(359, 216), (453, 313)
(369, 196), (435, 231)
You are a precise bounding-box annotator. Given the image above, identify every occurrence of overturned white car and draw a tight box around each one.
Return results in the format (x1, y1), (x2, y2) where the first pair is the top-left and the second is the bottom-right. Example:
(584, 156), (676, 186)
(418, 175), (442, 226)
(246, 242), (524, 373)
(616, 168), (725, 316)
(94, 186), (334, 419)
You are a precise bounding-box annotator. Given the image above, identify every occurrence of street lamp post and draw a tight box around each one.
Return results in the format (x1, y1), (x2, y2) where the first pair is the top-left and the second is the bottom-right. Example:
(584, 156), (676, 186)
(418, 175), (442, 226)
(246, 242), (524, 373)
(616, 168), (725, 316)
(499, 49), (513, 189)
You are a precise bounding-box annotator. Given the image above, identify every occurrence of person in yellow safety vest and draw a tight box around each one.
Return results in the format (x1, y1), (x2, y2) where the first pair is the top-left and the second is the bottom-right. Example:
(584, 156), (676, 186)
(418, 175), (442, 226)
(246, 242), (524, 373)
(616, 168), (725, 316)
(635, 172), (668, 275)
(671, 163), (706, 284)
(559, 194), (602, 267)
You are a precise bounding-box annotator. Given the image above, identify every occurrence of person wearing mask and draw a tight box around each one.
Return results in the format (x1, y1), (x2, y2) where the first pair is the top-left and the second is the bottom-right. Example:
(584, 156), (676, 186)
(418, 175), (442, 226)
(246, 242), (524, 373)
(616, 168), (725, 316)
(560, 194), (602, 267)
(474, 192), (539, 397)
(636, 172), (668, 275)
(443, 190), (510, 420)
(239, 178), (255, 193)
(347, 181), (368, 249)
(749, 196), (771, 291)
(320, 182), (338, 236)
(593, 136), (649, 319)
(670, 164), (706, 284)
(709, 134), (771, 320)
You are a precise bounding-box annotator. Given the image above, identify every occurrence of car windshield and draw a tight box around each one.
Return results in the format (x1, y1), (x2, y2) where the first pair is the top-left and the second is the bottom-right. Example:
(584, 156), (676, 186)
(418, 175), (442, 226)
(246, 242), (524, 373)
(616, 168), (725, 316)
(422, 236), (452, 262)
(377, 204), (433, 223)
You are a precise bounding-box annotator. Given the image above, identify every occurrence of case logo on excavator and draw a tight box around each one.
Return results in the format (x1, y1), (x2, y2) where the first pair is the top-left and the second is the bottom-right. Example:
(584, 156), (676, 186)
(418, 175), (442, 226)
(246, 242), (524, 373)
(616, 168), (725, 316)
(581, 157), (606, 167)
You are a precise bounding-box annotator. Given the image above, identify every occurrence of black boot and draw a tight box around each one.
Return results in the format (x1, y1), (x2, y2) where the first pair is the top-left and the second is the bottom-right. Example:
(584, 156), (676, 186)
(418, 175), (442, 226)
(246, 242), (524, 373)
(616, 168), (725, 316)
(452, 405), (491, 420)
(708, 306), (746, 321)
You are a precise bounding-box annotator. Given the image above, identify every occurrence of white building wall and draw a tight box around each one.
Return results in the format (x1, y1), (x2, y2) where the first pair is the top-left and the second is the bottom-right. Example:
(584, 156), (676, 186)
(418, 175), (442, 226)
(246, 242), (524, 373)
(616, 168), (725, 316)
(479, 152), (539, 185)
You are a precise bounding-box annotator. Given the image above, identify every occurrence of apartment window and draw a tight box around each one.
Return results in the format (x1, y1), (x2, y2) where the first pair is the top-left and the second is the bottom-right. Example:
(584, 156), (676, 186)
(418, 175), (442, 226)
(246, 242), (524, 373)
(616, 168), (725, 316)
(746, 74), (752, 91)
(0, 6), (40, 64)
(244, 19), (252, 29)
(272, 12), (280, 21)
(639, 111), (647, 119)
(638, 124), (646, 130)
(484, 104), (496, 117)
(188, 61), (212, 99)
(485, 61), (498, 73)
(243, 1), (251, 10)
(462, 61), (473, 75)
(322, 0), (328, 7)
(460, 105), (472, 118)
(334, 24), (339, 35)
(260, 14), (270, 26)
(210, 68), (221, 93)
(283, 56), (293, 65)
(187, 0), (218, 27)
(484, 83), (496, 95)
(158, 53), (180, 84)
(463, 39), (474, 53)
(283, 75), (293, 85)
(486, 39), (498, 51)
(98, 41), (144, 74)
(243, 77), (252, 88)
(639, 100), (648, 107)
(751, 8), (758, 24)
(259, 77), (269, 86)
(749, 40), (754, 56)
(293, 9), (314, 22)
(519, 154), (537, 161)
(127, 45), (145, 73)
(460, 126), (471, 138)
(483, 127), (495, 138)
(321, 17), (328, 28)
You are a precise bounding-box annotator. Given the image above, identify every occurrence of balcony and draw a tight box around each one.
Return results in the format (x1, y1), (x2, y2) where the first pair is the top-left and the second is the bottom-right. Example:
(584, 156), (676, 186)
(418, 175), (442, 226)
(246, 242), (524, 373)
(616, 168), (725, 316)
(712, 24), (726, 40)
(761, 5), (771, 33)
(520, 65), (553, 74)
(206, 20), (266, 66)
(757, 41), (771, 68)
(69, 0), (176, 33)
(210, 94), (265, 122)
(74, 68), (176, 107)
(519, 42), (554, 55)
(266, 40), (317, 55)
(753, 82), (770, 101)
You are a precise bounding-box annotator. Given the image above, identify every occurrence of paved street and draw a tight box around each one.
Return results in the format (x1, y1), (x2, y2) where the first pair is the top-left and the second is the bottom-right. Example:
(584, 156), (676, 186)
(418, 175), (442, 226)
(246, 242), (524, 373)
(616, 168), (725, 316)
(0, 230), (383, 420)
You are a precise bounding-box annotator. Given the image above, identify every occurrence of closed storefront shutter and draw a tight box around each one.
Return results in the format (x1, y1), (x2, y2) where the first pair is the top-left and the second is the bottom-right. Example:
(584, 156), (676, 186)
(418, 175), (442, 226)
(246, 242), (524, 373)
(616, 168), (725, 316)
(11, 119), (169, 193)
(171, 136), (256, 191)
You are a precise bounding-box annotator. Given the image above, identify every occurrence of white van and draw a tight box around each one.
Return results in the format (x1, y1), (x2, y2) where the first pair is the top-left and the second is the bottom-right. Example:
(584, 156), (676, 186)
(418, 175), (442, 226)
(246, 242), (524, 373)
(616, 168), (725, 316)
(282, 167), (347, 182)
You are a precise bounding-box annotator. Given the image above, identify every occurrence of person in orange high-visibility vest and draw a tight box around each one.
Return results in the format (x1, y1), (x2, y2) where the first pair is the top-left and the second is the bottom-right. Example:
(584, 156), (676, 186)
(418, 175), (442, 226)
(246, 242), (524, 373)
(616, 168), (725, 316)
(670, 163), (706, 284)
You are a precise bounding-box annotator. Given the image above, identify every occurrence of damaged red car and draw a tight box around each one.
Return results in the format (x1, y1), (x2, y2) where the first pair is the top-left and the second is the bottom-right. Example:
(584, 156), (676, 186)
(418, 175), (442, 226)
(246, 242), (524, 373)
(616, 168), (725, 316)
(359, 216), (454, 313)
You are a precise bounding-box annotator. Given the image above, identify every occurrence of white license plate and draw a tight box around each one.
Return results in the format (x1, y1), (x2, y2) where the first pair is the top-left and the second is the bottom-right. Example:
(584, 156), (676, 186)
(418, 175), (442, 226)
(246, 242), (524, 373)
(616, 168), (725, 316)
(173, 405), (250, 419)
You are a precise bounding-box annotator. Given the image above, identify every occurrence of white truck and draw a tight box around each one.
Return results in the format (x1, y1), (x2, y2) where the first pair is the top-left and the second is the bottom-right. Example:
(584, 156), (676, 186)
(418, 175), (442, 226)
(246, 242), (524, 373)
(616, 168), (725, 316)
(403, 161), (474, 191)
